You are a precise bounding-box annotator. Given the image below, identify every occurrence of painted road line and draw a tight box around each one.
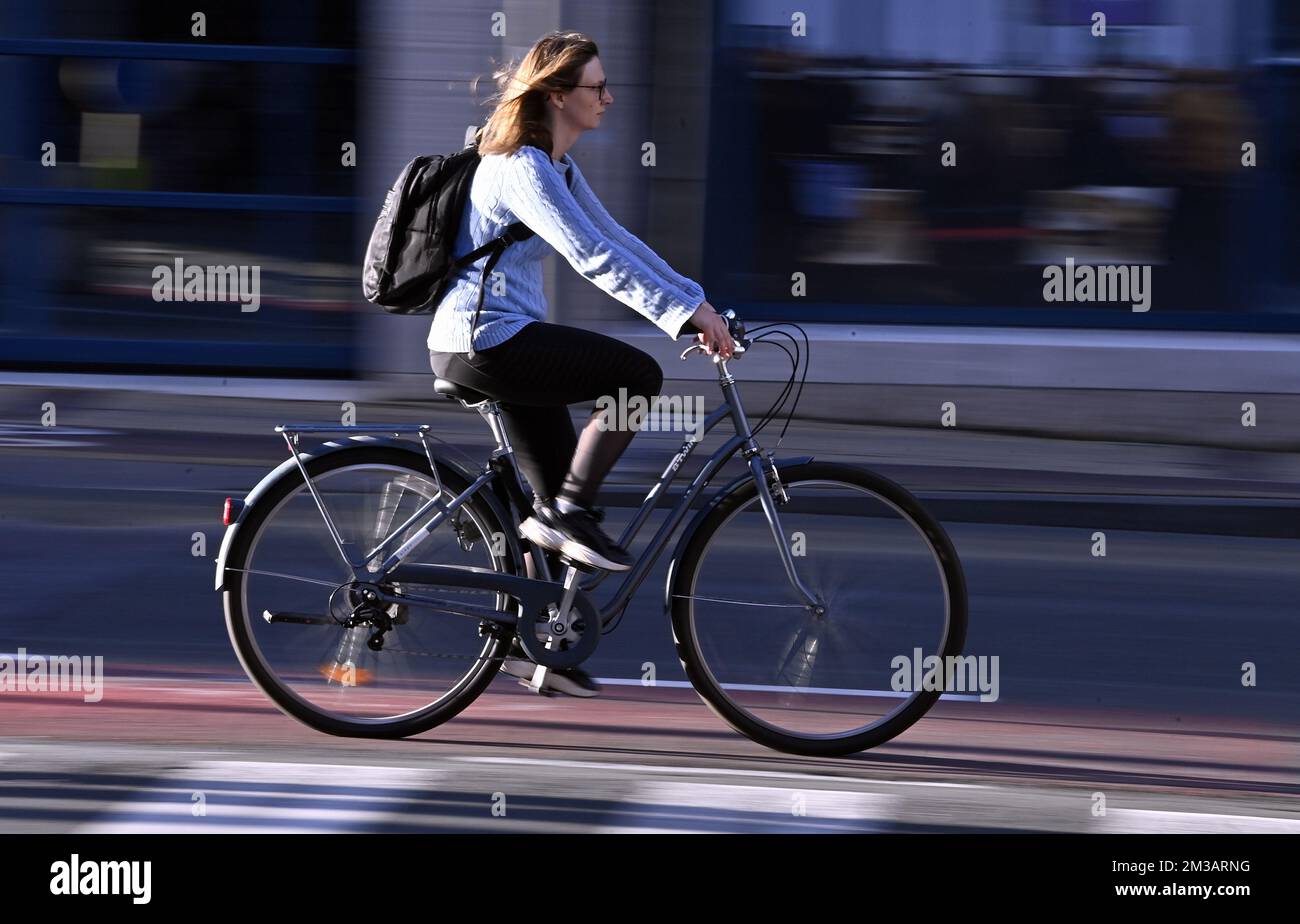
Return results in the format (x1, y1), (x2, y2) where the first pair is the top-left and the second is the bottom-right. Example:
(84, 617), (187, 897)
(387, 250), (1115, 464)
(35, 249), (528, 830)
(71, 761), (445, 833)
(1092, 807), (1300, 834)
(594, 782), (904, 833)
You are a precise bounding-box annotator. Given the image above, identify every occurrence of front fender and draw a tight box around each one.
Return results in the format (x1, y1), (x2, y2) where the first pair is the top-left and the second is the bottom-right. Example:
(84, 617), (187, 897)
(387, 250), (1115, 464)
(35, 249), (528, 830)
(662, 455), (813, 614)
(214, 434), (478, 591)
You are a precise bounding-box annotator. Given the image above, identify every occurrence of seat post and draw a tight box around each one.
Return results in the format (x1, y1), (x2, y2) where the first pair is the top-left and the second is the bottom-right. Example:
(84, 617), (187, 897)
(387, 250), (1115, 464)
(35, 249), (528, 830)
(476, 400), (541, 512)
(476, 401), (512, 454)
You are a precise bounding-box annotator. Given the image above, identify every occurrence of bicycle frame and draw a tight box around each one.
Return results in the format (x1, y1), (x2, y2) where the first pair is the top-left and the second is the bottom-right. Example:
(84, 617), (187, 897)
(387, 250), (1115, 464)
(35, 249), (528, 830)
(274, 356), (822, 632)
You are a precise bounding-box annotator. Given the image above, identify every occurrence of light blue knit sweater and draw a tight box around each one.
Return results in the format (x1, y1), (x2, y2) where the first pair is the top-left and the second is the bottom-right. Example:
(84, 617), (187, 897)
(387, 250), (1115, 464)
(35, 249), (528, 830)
(426, 144), (707, 353)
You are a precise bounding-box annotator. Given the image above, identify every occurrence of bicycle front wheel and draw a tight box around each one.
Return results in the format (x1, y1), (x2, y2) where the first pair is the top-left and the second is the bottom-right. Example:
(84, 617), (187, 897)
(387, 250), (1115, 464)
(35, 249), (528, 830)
(669, 461), (967, 756)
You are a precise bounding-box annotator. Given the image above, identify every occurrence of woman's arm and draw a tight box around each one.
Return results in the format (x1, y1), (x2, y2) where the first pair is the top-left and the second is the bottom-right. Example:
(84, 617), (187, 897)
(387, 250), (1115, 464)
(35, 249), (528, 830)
(496, 146), (702, 339)
(565, 160), (734, 357)
(566, 160), (707, 308)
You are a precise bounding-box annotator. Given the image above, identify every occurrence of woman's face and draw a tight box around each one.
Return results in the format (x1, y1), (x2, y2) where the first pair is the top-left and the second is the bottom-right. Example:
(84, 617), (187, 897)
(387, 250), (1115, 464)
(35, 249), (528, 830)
(551, 57), (613, 133)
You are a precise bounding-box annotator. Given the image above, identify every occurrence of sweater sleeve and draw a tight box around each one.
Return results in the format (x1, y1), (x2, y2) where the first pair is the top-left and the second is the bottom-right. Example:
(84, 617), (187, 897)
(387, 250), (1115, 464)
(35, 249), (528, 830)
(497, 146), (703, 339)
(566, 158), (708, 312)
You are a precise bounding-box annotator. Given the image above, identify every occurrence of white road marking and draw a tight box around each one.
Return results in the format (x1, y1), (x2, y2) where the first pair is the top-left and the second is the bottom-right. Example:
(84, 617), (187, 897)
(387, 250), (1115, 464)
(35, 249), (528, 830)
(1093, 807), (1300, 834)
(595, 782), (901, 833)
(447, 755), (993, 789)
(73, 761), (446, 833)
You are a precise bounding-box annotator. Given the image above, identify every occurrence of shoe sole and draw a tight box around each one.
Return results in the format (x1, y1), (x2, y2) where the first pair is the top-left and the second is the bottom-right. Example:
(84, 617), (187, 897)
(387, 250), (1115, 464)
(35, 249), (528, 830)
(519, 517), (631, 572)
(518, 517), (565, 551)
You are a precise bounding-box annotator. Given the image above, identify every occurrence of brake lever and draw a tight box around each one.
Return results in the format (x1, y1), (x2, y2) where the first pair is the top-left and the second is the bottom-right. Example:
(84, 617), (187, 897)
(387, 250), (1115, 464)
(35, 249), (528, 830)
(679, 342), (748, 363)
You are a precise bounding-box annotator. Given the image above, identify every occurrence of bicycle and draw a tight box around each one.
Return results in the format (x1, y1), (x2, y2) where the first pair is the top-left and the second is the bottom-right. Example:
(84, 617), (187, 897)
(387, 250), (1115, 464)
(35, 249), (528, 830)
(215, 311), (968, 756)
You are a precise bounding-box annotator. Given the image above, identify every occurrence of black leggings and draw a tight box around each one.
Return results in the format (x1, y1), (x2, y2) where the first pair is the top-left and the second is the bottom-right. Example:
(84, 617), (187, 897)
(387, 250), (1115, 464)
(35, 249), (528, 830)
(429, 321), (664, 506)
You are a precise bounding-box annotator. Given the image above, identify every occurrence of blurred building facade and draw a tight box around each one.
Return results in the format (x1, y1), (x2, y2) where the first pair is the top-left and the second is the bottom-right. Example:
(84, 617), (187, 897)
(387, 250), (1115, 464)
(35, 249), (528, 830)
(1, 0), (1297, 377)
(706, 0), (1297, 327)
(0, 0), (360, 373)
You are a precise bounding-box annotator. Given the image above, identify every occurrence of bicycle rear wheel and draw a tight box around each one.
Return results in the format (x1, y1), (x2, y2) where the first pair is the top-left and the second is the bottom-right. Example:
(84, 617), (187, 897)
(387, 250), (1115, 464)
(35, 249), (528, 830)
(669, 461), (967, 756)
(222, 445), (522, 738)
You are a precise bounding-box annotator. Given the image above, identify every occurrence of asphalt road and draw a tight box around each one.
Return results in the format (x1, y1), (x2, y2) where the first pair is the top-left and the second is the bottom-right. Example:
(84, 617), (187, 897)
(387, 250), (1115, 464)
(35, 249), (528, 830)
(1, 385), (1298, 832)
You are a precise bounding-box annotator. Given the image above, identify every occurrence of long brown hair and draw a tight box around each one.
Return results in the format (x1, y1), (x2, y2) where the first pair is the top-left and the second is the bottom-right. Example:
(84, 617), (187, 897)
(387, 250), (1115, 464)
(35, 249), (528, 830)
(473, 30), (599, 158)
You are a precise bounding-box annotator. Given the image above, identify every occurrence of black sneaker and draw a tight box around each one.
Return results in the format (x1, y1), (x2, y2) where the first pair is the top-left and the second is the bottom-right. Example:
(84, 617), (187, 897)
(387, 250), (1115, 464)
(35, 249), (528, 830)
(519, 499), (633, 572)
(517, 496), (567, 555)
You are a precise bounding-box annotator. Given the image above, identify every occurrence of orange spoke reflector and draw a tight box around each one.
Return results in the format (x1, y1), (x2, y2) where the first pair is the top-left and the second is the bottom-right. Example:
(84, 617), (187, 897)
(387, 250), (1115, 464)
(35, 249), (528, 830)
(318, 663), (375, 685)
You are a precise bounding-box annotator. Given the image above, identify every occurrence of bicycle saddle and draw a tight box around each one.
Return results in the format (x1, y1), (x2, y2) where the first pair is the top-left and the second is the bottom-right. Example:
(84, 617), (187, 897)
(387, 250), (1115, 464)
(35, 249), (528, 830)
(434, 378), (491, 405)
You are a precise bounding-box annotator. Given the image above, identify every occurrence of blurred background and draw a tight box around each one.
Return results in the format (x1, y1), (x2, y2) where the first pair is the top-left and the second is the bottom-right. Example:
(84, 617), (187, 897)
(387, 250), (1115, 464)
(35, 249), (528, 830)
(0, 0), (1296, 376)
(1, 0), (1299, 832)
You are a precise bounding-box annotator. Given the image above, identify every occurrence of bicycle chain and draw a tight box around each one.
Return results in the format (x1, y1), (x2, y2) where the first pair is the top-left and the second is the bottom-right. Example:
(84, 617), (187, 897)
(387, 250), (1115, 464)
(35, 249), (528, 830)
(381, 647), (510, 663)
(331, 571), (574, 664)
(356, 582), (521, 664)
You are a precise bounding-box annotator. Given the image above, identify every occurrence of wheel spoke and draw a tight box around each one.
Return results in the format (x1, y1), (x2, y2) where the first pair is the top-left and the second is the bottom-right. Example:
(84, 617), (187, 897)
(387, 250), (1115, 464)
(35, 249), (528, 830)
(671, 593), (806, 609)
(773, 617), (821, 689)
(672, 466), (966, 753)
(225, 567), (342, 589)
(224, 455), (518, 733)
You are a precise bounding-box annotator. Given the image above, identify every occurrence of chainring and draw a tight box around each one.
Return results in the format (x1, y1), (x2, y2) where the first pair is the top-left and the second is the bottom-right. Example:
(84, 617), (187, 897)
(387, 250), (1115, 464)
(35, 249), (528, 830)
(515, 591), (600, 669)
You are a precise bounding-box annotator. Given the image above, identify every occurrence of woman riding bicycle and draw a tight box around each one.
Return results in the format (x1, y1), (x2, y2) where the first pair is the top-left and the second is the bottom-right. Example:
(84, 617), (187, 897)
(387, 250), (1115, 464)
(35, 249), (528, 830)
(428, 29), (736, 575)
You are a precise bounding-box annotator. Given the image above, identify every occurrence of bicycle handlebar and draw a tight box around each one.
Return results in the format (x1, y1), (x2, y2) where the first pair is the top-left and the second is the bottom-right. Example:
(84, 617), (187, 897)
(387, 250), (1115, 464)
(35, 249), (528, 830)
(679, 308), (750, 362)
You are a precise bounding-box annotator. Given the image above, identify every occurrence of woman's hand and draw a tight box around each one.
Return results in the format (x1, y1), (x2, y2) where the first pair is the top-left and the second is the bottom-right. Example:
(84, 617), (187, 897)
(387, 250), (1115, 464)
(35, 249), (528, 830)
(689, 301), (736, 360)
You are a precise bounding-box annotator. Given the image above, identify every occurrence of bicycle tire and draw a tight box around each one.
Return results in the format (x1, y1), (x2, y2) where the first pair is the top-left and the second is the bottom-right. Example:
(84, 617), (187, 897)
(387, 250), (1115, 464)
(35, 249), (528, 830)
(669, 460), (968, 756)
(222, 445), (523, 738)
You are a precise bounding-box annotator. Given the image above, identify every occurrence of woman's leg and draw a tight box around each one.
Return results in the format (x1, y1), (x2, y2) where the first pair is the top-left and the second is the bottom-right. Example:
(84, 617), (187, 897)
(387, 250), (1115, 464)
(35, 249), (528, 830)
(430, 321), (664, 506)
(556, 361), (662, 509)
(430, 349), (576, 501)
(497, 402), (576, 501)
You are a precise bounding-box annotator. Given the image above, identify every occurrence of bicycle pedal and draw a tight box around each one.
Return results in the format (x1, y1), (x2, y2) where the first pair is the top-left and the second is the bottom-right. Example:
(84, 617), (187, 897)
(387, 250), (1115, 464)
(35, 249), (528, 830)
(518, 677), (559, 697)
(520, 662), (557, 697)
(558, 555), (599, 575)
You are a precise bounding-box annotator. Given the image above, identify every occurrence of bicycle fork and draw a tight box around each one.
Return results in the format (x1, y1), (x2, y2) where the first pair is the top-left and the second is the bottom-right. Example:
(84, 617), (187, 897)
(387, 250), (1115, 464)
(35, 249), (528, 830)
(744, 451), (834, 689)
(746, 450), (823, 614)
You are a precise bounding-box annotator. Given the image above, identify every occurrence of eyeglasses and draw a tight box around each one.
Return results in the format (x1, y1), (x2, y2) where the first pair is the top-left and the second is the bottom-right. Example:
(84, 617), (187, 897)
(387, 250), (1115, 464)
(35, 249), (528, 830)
(572, 80), (611, 100)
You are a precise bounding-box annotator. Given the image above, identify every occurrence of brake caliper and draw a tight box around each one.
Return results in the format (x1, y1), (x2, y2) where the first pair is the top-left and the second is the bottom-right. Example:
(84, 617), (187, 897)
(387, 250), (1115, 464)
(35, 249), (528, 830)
(765, 451), (790, 505)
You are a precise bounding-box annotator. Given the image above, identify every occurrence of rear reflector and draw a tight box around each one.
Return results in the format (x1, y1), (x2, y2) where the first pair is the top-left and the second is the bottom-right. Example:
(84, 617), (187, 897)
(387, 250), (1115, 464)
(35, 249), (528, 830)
(223, 497), (241, 526)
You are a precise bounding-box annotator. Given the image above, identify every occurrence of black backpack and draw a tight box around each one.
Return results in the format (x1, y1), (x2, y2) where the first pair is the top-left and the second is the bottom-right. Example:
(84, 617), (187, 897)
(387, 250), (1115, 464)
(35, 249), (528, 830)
(362, 138), (573, 333)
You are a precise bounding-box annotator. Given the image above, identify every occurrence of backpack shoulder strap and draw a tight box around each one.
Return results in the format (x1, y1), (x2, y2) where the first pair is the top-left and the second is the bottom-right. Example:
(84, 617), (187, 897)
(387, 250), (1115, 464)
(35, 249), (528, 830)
(452, 161), (574, 269)
(460, 159), (577, 358)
